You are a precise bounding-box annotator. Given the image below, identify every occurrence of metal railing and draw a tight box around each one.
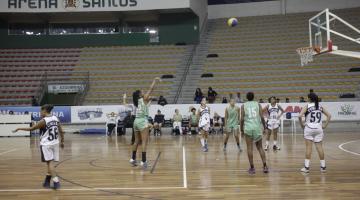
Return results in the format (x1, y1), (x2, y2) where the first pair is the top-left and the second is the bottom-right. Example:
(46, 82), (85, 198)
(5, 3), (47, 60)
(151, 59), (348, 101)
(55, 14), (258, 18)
(172, 15), (208, 104)
(173, 45), (197, 104)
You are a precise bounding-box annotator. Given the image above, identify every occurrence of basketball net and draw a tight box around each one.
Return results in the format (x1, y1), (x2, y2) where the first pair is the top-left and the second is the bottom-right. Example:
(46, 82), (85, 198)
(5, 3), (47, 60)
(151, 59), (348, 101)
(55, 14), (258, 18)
(296, 47), (315, 67)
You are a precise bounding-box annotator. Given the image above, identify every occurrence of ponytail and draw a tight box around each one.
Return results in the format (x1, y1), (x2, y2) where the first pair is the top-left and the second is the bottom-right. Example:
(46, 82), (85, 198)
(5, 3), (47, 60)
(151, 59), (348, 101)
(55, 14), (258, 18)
(132, 90), (141, 107)
(308, 93), (319, 110)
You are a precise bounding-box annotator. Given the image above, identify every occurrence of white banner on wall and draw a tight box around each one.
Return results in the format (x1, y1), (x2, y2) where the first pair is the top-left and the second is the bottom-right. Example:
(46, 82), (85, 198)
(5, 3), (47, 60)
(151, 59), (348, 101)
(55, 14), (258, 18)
(1, 0), (190, 13)
(48, 84), (84, 94)
(71, 105), (134, 123)
(67, 102), (360, 124)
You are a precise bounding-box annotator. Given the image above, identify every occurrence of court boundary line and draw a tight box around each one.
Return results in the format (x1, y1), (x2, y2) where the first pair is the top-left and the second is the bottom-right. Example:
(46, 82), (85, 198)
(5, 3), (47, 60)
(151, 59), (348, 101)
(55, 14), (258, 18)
(338, 140), (360, 156)
(0, 187), (185, 192)
(183, 146), (188, 188)
(0, 148), (18, 156)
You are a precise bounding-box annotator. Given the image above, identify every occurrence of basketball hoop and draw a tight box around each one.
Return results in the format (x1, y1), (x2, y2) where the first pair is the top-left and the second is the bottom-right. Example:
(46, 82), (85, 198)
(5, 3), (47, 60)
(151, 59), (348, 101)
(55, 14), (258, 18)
(296, 47), (315, 67)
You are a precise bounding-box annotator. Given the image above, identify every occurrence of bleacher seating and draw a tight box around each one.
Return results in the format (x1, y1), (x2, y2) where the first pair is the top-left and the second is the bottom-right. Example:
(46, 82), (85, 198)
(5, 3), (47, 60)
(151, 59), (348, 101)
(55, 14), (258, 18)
(0, 45), (187, 105)
(0, 48), (80, 106)
(200, 7), (360, 102)
(75, 45), (187, 105)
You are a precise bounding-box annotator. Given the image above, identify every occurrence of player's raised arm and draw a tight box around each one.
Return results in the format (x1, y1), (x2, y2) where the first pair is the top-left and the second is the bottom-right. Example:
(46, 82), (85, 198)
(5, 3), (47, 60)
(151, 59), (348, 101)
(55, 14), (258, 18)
(123, 93), (127, 105)
(144, 77), (161, 102)
(13, 119), (45, 133)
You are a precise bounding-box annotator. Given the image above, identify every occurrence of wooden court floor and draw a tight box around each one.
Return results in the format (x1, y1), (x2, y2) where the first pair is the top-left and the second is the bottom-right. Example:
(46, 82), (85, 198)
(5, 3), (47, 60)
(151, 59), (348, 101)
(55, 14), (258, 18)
(0, 131), (359, 200)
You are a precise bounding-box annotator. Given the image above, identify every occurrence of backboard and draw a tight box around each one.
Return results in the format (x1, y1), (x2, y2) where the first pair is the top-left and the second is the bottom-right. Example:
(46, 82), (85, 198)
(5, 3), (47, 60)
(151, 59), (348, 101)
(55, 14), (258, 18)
(298, 8), (360, 65)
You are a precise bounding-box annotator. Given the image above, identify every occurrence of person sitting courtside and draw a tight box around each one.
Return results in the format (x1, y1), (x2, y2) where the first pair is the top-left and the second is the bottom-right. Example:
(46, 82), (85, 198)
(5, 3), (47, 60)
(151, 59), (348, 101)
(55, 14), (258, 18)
(153, 110), (165, 136)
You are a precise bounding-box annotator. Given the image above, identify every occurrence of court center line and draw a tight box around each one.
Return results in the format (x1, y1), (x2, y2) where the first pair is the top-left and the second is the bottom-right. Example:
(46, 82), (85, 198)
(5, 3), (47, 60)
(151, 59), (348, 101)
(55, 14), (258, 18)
(338, 140), (360, 156)
(182, 146), (187, 189)
(0, 148), (18, 156)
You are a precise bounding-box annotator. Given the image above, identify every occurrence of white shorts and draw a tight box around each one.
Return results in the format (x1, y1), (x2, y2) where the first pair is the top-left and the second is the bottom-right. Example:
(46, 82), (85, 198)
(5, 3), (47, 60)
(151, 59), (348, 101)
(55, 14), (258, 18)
(199, 123), (210, 133)
(41, 144), (59, 162)
(267, 120), (280, 130)
(304, 126), (324, 143)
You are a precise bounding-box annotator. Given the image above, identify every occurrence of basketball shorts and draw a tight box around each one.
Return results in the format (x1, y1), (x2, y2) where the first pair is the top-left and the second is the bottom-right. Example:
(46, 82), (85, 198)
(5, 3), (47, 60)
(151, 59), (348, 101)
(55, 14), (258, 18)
(304, 126), (324, 143)
(41, 144), (59, 162)
(267, 119), (280, 130)
(199, 123), (210, 133)
(226, 125), (240, 134)
(133, 118), (149, 132)
(244, 129), (262, 142)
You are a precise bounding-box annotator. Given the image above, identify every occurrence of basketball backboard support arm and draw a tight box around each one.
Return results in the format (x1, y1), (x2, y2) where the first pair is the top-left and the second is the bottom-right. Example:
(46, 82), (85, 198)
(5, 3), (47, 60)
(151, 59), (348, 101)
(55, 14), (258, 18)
(308, 8), (360, 59)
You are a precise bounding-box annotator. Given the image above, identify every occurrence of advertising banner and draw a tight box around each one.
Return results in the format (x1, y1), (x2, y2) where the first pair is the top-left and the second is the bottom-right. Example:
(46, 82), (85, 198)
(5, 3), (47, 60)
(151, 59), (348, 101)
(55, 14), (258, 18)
(0, 106), (71, 123)
(1, 0), (190, 13)
(71, 105), (134, 123)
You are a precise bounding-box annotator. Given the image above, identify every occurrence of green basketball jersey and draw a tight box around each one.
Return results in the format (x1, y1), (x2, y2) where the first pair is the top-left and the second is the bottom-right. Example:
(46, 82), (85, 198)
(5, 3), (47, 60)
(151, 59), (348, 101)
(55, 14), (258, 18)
(244, 101), (262, 132)
(226, 106), (239, 128)
(135, 98), (149, 119)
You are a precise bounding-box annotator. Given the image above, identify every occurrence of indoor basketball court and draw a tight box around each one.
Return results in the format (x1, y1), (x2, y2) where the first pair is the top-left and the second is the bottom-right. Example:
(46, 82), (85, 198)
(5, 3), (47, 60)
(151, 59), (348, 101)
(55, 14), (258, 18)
(1, 0), (360, 199)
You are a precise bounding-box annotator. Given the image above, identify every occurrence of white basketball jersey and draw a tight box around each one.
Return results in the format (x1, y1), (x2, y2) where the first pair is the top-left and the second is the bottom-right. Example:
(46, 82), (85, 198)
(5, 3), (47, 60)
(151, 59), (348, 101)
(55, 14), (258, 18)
(40, 116), (60, 146)
(305, 103), (323, 129)
(199, 106), (210, 126)
(267, 104), (280, 121)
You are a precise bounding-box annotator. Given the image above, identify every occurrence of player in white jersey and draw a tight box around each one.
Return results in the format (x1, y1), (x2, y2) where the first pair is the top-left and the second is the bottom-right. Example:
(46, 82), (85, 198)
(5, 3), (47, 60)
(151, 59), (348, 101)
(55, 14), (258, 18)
(13, 104), (64, 190)
(298, 93), (331, 173)
(263, 96), (284, 151)
(197, 97), (211, 152)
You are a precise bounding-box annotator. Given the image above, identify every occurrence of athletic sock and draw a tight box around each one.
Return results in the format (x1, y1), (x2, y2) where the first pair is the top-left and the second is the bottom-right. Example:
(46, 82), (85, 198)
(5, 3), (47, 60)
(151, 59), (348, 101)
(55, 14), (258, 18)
(237, 142), (240, 147)
(265, 140), (269, 146)
(52, 176), (59, 183)
(305, 159), (310, 168)
(142, 152), (146, 162)
(45, 174), (51, 183)
(320, 160), (326, 168)
(273, 141), (277, 146)
(200, 138), (205, 147)
(224, 143), (227, 148)
(263, 162), (267, 167)
(132, 151), (136, 160)
(250, 164), (254, 169)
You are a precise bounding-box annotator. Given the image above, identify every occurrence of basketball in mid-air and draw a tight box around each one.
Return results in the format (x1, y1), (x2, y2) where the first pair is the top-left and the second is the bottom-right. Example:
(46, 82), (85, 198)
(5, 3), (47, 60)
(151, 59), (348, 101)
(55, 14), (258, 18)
(227, 18), (238, 27)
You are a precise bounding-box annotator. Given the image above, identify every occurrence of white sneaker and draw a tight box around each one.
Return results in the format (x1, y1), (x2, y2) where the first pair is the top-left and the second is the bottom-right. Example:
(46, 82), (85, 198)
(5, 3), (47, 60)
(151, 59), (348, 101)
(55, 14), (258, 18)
(301, 167), (310, 173)
(264, 144), (269, 151)
(129, 159), (137, 167)
(140, 161), (148, 170)
(320, 166), (327, 173)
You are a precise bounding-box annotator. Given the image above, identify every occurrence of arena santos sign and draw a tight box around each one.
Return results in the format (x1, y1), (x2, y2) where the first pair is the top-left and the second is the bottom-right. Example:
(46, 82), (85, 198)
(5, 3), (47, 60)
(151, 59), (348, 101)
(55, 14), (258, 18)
(2, 0), (190, 12)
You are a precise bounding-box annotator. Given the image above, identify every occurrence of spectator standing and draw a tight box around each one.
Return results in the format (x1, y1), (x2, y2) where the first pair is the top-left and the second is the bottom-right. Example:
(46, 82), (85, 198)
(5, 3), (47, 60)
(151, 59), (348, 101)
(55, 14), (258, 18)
(194, 88), (203, 104)
(235, 92), (243, 103)
(222, 97), (228, 104)
(157, 96), (168, 106)
(208, 87), (218, 104)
